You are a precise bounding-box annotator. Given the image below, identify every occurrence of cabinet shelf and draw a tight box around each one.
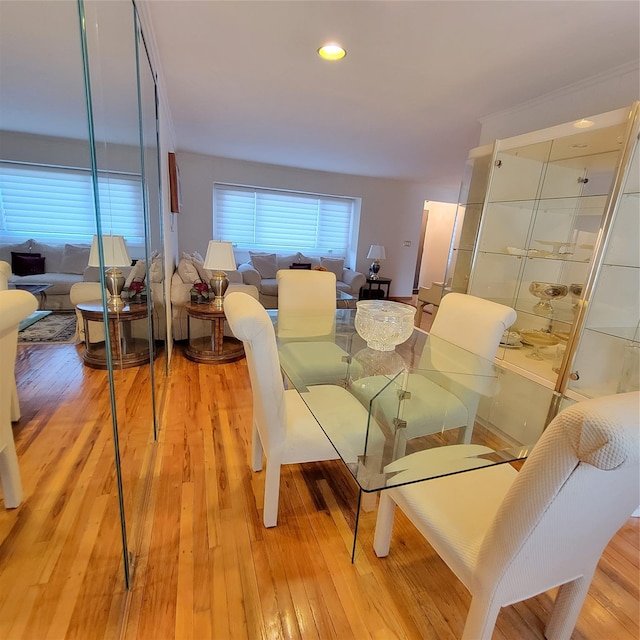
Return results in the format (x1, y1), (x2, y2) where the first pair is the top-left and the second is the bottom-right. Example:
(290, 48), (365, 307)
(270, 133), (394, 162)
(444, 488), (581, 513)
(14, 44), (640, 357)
(583, 326), (640, 343)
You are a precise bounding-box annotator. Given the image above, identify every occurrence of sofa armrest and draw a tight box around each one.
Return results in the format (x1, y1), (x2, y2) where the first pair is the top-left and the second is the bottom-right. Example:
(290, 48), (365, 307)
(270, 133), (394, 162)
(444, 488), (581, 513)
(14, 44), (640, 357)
(341, 269), (366, 294)
(238, 263), (261, 288)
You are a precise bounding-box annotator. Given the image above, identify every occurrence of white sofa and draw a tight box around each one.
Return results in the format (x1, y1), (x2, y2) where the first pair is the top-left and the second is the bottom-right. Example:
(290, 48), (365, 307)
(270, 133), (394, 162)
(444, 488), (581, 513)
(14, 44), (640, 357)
(238, 251), (365, 308)
(0, 239), (95, 310)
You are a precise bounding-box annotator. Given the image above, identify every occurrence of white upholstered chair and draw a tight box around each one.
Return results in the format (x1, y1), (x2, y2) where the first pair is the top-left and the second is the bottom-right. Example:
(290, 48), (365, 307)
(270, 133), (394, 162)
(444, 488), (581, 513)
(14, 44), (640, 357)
(276, 269), (350, 386)
(0, 260), (10, 290)
(0, 260), (23, 423)
(69, 281), (106, 343)
(351, 293), (517, 450)
(373, 391), (640, 640)
(224, 291), (372, 527)
(0, 289), (38, 507)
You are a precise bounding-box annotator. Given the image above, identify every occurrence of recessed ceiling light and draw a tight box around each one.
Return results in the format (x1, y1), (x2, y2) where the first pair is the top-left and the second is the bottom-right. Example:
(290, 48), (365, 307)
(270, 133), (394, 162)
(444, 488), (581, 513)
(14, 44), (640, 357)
(573, 118), (594, 129)
(318, 43), (346, 61)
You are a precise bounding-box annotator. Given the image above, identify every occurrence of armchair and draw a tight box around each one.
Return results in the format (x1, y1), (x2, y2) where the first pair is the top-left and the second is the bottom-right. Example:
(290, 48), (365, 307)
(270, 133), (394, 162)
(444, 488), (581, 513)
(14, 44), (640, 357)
(0, 289), (39, 507)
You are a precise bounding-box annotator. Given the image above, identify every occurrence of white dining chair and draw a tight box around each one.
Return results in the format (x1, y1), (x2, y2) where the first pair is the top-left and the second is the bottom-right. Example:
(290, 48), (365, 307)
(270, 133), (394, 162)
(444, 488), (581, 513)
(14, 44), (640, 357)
(224, 291), (373, 527)
(351, 293), (516, 451)
(0, 289), (38, 507)
(373, 391), (640, 640)
(276, 269), (350, 386)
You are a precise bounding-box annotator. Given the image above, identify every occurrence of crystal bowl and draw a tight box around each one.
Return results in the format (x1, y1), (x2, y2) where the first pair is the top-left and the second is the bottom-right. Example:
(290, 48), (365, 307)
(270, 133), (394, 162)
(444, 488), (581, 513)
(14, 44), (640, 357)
(355, 300), (415, 351)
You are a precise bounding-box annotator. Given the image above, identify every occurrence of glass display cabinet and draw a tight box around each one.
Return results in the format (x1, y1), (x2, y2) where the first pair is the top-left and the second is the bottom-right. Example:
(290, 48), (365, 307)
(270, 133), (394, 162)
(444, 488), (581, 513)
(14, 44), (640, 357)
(446, 102), (639, 421)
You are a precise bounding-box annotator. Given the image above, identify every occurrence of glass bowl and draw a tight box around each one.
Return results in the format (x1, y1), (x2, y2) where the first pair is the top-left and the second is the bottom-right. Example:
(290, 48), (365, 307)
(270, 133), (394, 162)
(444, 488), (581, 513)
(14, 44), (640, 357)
(355, 300), (415, 351)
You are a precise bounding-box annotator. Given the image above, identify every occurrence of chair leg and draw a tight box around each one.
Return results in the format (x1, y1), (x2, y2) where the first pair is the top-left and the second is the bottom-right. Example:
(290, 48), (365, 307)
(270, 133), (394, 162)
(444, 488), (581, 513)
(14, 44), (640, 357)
(544, 574), (594, 640)
(262, 460), (281, 528)
(0, 440), (23, 508)
(462, 595), (502, 640)
(373, 491), (396, 557)
(10, 381), (20, 422)
(251, 420), (263, 472)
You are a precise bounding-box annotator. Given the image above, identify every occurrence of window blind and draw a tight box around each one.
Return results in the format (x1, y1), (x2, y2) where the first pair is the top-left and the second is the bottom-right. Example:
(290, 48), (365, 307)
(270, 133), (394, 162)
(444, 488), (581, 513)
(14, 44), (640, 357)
(214, 184), (354, 253)
(0, 163), (145, 245)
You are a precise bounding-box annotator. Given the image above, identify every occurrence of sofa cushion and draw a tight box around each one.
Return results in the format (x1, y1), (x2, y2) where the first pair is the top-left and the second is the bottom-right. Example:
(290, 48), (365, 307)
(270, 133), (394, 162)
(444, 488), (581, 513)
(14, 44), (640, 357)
(60, 243), (91, 274)
(125, 259), (147, 288)
(298, 253), (321, 268)
(260, 278), (279, 297)
(31, 241), (64, 273)
(321, 257), (344, 281)
(250, 252), (278, 279)
(10, 272), (83, 296)
(0, 239), (33, 264)
(276, 253), (299, 270)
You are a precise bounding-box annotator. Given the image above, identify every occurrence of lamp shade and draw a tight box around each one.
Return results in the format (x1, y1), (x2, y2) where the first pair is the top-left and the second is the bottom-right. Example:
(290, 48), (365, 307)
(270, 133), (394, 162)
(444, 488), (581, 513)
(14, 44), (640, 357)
(367, 244), (386, 260)
(203, 241), (236, 271)
(88, 234), (131, 267)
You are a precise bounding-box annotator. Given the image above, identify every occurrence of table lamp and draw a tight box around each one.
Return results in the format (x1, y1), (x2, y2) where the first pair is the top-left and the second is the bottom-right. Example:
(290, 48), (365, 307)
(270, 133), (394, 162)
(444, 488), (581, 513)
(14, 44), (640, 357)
(88, 234), (131, 308)
(203, 240), (236, 310)
(366, 244), (386, 280)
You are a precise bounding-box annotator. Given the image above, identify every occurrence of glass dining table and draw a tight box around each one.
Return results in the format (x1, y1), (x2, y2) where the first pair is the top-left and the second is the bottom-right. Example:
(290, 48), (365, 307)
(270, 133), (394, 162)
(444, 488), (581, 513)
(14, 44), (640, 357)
(269, 308), (558, 560)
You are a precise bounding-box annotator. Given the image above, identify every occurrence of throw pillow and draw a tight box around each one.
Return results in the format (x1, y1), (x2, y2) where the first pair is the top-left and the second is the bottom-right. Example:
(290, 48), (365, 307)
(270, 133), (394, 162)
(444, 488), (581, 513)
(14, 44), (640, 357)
(60, 243), (91, 274)
(11, 252), (45, 276)
(321, 257), (344, 281)
(249, 252), (278, 279)
(289, 263), (312, 270)
(149, 254), (163, 283)
(177, 257), (199, 283)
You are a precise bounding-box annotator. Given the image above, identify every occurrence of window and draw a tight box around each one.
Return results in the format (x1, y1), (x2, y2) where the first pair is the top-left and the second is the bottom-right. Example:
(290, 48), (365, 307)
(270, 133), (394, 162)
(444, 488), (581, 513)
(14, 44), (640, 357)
(213, 183), (356, 254)
(0, 162), (145, 246)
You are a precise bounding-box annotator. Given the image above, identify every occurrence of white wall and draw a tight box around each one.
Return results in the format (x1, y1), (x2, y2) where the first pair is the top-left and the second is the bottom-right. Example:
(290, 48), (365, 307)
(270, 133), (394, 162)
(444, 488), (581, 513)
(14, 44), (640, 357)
(176, 151), (431, 297)
(418, 201), (458, 289)
(479, 62), (639, 144)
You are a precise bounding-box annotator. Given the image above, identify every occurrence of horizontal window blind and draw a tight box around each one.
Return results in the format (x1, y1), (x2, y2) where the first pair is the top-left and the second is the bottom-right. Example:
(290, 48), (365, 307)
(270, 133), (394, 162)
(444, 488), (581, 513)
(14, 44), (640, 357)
(214, 184), (354, 253)
(0, 163), (145, 245)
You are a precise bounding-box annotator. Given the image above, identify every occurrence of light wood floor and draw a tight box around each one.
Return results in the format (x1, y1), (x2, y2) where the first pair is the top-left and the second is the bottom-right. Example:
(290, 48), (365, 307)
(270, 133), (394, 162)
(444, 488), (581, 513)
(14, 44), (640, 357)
(3, 340), (638, 639)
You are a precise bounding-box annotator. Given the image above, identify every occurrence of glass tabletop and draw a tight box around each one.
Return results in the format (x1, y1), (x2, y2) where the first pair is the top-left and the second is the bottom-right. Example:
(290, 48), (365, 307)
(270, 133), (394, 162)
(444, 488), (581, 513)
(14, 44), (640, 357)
(270, 308), (543, 493)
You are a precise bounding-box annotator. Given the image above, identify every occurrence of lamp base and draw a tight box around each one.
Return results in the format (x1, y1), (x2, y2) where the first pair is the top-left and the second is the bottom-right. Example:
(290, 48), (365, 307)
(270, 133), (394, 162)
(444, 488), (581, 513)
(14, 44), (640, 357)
(105, 267), (126, 309)
(369, 261), (381, 280)
(210, 271), (229, 310)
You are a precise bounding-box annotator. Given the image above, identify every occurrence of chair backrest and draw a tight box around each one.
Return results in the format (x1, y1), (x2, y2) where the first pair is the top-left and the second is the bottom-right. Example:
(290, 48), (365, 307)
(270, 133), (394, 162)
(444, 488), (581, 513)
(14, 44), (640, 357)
(0, 290), (38, 447)
(0, 261), (11, 290)
(475, 391), (640, 603)
(277, 269), (336, 313)
(429, 293), (517, 360)
(224, 292), (287, 455)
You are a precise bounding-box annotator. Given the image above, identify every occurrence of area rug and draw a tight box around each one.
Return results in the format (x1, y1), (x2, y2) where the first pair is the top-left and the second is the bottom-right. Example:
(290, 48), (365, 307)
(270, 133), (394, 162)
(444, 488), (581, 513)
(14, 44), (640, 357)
(18, 313), (77, 344)
(18, 310), (52, 332)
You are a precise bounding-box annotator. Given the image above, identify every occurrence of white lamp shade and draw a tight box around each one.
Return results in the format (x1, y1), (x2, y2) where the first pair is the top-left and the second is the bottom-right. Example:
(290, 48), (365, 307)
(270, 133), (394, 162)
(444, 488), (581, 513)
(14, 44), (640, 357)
(204, 241), (236, 271)
(367, 244), (386, 260)
(88, 234), (131, 267)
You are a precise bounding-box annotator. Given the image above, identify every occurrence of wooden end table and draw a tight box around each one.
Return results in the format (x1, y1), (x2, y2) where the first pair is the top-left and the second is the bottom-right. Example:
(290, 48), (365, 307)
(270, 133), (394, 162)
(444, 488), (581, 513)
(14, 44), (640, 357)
(359, 277), (392, 300)
(185, 302), (245, 364)
(77, 301), (153, 369)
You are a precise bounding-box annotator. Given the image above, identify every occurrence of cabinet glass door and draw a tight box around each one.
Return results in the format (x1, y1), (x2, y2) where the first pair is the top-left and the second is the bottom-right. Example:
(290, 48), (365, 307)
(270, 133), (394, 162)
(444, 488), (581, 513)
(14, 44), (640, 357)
(567, 121), (640, 397)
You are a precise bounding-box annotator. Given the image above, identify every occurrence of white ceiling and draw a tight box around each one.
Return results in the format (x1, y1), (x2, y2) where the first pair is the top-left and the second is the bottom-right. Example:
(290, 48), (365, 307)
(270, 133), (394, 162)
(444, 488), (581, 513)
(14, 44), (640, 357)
(145, 0), (640, 187)
(0, 1), (638, 193)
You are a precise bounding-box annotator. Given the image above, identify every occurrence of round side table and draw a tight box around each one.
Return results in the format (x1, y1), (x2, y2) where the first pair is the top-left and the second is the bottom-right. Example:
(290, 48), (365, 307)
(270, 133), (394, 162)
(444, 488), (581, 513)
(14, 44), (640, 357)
(77, 301), (153, 369)
(185, 302), (245, 364)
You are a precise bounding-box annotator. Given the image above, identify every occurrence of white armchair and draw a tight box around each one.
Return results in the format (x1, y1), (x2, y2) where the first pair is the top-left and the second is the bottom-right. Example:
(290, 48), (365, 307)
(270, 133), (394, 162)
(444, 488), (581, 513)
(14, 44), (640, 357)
(373, 391), (640, 640)
(0, 289), (38, 507)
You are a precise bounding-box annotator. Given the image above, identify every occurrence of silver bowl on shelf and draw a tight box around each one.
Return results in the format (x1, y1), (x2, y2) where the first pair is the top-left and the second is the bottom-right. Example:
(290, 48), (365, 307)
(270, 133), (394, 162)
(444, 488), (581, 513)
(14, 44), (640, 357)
(529, 282), (568, 317)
